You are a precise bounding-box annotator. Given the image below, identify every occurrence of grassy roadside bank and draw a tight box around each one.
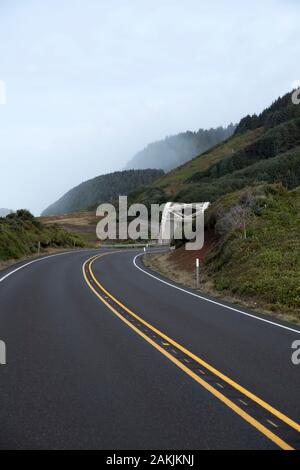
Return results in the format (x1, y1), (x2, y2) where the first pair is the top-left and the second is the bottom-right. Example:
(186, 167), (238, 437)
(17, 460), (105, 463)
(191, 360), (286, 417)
(39, 210), (99, 247)
(143, 250), (300, 326)
(0, 210), (85, 266)
(143, 184), (300, 326)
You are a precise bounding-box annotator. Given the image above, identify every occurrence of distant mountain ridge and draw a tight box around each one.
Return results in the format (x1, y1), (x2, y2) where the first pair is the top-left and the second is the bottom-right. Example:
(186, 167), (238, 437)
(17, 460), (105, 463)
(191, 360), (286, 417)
(42, 169), (164, 216)
(125, 125), (235, 171)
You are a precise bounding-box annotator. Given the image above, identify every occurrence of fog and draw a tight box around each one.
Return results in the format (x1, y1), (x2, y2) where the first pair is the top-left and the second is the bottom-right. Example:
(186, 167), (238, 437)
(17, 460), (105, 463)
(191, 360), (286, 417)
(0, 0), (299, 214)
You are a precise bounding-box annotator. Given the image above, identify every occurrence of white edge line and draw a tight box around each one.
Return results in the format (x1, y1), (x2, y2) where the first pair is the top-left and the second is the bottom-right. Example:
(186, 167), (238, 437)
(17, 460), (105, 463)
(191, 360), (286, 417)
(133, 252), (300, 335)
(0, 250), (88, 284)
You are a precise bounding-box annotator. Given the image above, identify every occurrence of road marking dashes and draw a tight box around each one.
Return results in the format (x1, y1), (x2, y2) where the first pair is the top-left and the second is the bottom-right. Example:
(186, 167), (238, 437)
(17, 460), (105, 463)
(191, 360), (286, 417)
(267, 419), (279, 429)
(83, 253), (300, 451)
(238, 399), (248, 406)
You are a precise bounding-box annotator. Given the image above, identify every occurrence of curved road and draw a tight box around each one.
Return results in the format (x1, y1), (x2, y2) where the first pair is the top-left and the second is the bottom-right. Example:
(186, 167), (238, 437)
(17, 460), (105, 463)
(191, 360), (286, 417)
(0, 248), (299, 449)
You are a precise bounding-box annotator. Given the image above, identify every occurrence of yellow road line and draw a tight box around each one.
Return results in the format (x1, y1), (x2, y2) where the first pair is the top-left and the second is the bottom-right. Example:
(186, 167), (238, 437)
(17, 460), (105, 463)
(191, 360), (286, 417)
(87, 254), (300, 434)
(83, 253), (299, 450)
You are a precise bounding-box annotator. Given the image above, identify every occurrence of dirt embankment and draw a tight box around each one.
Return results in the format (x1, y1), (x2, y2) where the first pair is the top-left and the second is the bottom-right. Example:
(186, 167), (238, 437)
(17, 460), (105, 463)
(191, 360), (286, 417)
(143, 231), (217, 290)
(143, 230), (299, 325)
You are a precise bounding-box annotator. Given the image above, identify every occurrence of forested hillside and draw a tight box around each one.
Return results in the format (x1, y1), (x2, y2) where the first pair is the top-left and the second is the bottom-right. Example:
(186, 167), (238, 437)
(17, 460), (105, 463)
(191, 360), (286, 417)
(131, 90), (300, 206)
(142, 90), (300, 320)
(145, 183), (300, 320)
(42, 169), (164, 216)
(125, 125), (235, 171)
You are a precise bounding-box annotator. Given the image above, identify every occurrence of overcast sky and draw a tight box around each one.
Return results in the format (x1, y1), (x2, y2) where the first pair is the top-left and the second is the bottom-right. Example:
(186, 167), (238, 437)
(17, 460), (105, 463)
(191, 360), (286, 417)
(0, 0), (299, 214)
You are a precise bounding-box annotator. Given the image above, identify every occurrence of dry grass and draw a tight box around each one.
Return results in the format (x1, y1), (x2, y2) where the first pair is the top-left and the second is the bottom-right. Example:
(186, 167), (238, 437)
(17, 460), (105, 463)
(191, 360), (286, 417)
(39, 211), (99, 247)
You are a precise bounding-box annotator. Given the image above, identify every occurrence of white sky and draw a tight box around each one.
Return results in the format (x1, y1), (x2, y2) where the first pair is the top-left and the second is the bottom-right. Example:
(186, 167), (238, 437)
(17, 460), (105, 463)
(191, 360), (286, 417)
(0, 0), (299, 214)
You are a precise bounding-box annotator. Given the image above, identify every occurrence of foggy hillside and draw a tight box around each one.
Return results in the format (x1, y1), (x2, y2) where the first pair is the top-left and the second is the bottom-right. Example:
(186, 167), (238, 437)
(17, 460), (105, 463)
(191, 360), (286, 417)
(125, 125), (235, 171)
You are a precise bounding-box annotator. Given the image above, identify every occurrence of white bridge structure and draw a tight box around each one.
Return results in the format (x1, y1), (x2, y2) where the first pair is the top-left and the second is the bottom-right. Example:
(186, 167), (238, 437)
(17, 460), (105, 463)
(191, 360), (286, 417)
(158, 202), (210, 246)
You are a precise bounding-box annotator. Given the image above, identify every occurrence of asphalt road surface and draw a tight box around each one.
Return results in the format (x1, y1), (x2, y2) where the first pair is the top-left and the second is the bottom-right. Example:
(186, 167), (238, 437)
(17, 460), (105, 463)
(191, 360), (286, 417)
(0, 248), (299, 450)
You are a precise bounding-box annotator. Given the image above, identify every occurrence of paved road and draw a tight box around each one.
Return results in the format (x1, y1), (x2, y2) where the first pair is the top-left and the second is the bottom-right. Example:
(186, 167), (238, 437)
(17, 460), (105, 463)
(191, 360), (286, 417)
(0, 248), (299, 449)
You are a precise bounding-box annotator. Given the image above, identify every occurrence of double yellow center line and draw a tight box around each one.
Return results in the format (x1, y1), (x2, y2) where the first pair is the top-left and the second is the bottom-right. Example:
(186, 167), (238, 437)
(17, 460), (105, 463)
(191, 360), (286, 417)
(83, 252), (300, 450)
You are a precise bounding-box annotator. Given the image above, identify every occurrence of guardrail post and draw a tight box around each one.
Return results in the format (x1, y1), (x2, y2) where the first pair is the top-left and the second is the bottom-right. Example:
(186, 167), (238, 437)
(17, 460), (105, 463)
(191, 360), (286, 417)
(196, 258), (200, 287)
(0, 340), (6, 365)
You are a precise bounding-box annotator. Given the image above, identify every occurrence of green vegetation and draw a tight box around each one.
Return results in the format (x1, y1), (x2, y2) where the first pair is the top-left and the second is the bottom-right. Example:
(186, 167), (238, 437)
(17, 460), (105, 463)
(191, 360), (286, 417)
(189, 118), (300, 183)
(173, 146), (300, 203)
(131, 90), (300, 207)
(40, 211), (99, 248)
(155, 128), (262, 189)
(235, 91), (300, 133)
(42, 169), (164, 216)
(205, 184), (300, 319)
(125, 125), (235, 172)
(135, 90), (300, 320)
(0, 210), (84, 261)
